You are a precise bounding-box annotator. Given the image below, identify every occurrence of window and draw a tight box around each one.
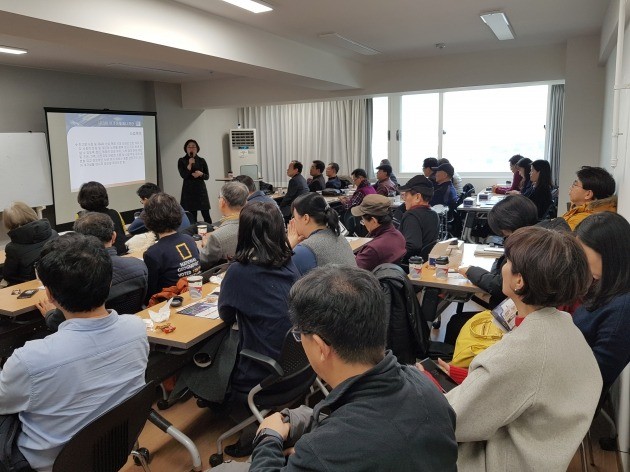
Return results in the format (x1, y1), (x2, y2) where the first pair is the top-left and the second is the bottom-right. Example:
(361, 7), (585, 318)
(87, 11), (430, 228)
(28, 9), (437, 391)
(400, 93), (439, 173)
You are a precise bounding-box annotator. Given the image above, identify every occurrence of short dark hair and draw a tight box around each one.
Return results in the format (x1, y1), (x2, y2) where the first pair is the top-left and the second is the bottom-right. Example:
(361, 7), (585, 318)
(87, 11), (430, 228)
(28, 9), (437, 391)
(405, 188), (432, 203)
(292, 193), (340, 236)
(289, 265), (387, 365)
(77, 181), (109, 211)
(233, 175), (256, 193)
(376, 164), (392, 176)
(362, 213), (393, 226)
(234, 202), (293, 267)
(487, 195), (538, 235)
(290, 160), (303, 173)
(351, 168), (368, 179)
(509, 154), (524, 165)
(312, 160), (325, 173)
(516, 157), (532, 184)
(531, 160), (552, 191)
(504, 227), (590, 306)
(575, 212), (630, 310)
(576, 166), (616, 200)
(437, 158), (450, 165)
(184, 139), (200, 153)
(37, 233), (112, 313)
(328, 162), (339, 173)
(137, 183), (161, 200)
(423, 157), (438, 169)
(143, 193), (183, 234)
(73, 212), (114, 244)
(220, 182), (248, 208)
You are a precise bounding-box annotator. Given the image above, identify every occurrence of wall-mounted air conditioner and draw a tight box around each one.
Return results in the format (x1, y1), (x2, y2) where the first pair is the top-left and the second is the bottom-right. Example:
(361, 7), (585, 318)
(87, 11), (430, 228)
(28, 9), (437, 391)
(229, 128), (258, 177)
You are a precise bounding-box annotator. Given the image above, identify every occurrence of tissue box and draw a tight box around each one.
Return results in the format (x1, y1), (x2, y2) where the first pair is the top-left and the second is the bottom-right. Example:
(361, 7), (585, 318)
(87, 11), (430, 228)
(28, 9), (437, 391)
(463, 197), (474, 208)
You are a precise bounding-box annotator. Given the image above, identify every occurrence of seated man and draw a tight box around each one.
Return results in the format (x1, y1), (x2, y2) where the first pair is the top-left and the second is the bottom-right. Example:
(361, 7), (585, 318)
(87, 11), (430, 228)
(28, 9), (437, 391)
(373, 164), (397, 197)
(38, 212), (149, 330)
(422, 157), (439, 181)
(279, 161), (309, 218)
(0, 234), (149, 472)
(127, 182), (190, 235)
(339, 168), (377, 236)
(430, 162), (458, 208)
(324, 162), (342, 189)
(307, 160), (326, 192)
(233, 175), (279, 208)
(398, 175), (439, 262)
(199, 181), (248, 268)
(249, 265), (458, 471)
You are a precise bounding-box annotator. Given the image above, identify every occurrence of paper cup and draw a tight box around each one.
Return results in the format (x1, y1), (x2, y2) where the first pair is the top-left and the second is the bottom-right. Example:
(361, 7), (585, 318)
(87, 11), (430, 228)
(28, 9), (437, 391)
(409, 263), (423, 279)
(197, 224), (208, 236)
(187, 275), (203, 299)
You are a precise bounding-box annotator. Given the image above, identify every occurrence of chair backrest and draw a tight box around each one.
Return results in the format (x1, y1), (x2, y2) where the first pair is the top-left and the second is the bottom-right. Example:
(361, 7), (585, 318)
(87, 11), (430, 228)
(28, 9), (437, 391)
(201, 262), (231, 283)
(52, 382), (155, 472)
(373, 263), (430, 363)
(106, 285), (146, 314)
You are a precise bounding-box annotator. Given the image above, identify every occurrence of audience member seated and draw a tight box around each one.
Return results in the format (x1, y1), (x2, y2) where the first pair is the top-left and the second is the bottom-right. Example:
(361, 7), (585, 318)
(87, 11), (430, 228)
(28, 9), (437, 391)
(379, 158), (398, 186)
(437, 158), (463, 194)
(288, 193), (356, 275)
(279, 160), (309, 218)
(562, 166), (617, 230)
(127, 183), (190, 235)
(307, 160), (326, 192)
(574, 212), (630, 398)
(507, 157), (533, 197)
(351, 195), (406, 271)
(249, 265), (458, 471)
(233, 175), (279, 208)
(373, 164), (397, 197)
(218, 201), (300, 457)
(324, 162), (342, 189)
(422, 157), (439, 181)
(527, 159), (553, 219)
(493, 154), (524, 194)
(1, 201), (57, 287)
(339, 168), (376, 210)
(0, 234), (148, 472)
(38, 212), (149, 331)
(459, 195), (539, 308)
(440, 227), (601, 471)
(142, 193), (201, 304)
(77, 181), (128, 255)
(199, 182), (248, 268)
(429, 163), (458, 207)
(397, 175), (439, 263)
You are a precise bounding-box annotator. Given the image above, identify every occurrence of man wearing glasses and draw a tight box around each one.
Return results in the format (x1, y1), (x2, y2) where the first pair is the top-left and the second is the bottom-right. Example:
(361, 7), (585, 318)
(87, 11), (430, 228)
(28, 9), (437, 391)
(248, 265), (458, 471)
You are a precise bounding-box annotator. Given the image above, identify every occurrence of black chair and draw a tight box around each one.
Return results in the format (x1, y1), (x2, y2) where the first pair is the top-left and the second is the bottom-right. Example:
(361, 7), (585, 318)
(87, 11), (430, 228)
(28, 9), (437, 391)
(209, 330), (317, 467)
(200, 263), (231, 283)
(52, 382), (156, 472)
(105, 285), (146, 314)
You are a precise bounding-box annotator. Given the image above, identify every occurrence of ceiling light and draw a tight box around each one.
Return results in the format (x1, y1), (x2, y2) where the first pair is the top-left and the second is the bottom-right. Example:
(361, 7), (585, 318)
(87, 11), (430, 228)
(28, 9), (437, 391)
(480, 11), (515, 41)
(220, 0), (273, 13)
(0, 45), (27, 55)
(318, 33), (380, 56)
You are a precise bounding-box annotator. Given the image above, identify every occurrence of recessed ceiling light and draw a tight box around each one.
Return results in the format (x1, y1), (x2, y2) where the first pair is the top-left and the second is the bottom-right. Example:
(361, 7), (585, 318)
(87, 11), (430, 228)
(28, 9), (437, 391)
(220, 0), (273, 13)
(0, 45), (27, 55)
(480, 11), (515, 41)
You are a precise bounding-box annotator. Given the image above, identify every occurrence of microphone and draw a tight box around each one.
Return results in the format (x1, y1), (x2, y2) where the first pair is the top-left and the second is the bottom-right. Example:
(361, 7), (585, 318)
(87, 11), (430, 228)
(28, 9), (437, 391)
(188, 152), (194, 159)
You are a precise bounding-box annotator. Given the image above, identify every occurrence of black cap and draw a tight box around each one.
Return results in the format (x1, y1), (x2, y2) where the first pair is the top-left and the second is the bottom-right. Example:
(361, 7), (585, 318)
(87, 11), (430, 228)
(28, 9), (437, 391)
(398, 175), (434, 197)
(431, 163), (454, 177)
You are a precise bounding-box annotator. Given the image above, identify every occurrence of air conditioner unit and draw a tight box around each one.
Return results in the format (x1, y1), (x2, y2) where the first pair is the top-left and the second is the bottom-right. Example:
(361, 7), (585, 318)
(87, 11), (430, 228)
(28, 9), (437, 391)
(229, 128), (258, 177)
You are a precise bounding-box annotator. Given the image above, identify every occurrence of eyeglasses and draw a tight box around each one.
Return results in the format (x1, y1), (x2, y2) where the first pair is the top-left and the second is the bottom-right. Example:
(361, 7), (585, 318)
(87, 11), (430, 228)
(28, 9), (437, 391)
(571, 180), (583, 189)
(359, 218), (366, 226)
(291, 328), (330, 345)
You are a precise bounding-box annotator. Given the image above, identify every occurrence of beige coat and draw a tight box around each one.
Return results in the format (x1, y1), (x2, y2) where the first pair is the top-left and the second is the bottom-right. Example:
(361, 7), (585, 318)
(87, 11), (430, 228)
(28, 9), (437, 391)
(446, 308), (602, 472)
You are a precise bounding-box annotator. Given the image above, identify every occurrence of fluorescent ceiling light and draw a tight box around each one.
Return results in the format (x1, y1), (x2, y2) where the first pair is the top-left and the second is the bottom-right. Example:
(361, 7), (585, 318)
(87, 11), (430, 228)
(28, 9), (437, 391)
(480, 11), (515, 41)
(0, 45), (27, 55)
(318, 33), (380, 56)
(220, 0), (272, 13)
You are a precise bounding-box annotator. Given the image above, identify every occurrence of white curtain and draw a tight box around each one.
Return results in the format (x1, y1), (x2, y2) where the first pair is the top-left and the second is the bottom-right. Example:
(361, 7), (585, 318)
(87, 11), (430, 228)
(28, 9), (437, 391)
(238, 99), (372, 185)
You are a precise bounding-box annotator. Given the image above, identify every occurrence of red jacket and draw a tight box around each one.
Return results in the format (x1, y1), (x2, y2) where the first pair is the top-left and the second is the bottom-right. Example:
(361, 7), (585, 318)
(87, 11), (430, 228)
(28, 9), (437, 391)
(355, 223), (406, 271)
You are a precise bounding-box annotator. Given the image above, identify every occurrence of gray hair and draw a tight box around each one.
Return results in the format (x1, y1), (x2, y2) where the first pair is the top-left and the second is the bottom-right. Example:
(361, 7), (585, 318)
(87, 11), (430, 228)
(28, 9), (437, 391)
(220, 181), (249, 209)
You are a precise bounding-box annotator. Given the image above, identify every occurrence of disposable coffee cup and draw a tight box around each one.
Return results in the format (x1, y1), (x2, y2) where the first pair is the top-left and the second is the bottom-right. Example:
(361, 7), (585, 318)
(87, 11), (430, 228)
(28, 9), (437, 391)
(435, 256), (449, 280)
(187, 275), (203, 299)
(408, 256), (423, 279)
(197, 224), (208, 236)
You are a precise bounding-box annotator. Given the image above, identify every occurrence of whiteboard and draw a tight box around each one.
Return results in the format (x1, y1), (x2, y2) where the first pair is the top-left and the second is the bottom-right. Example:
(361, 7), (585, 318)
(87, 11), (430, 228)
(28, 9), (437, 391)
(0, 133), (53, 210)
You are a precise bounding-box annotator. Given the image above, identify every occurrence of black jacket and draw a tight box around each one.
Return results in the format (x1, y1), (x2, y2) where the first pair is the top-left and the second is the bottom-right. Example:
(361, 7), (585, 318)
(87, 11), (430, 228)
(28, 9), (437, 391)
(280, 174), (309, 216)
(307, 174), (325, 192)
(4, 219), (58, 285)
(466, 254), (507, 308)
(178, 155), (211, 212)
(398, 205), (439, 263)
(250, 351), (458, 472)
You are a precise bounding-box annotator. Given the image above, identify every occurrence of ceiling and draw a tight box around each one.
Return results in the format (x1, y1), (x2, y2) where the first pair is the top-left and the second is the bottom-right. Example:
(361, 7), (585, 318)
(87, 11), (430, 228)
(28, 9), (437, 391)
(0, 0), (610, 84)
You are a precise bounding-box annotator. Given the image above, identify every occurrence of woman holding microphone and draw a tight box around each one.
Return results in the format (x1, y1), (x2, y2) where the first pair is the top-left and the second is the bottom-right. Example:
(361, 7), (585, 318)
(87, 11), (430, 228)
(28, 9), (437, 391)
(178, 139), (211, 223)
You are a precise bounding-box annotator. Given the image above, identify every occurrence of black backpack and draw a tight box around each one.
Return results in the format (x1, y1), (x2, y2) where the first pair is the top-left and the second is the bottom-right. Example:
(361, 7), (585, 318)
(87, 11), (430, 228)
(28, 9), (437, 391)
(373, 264), (430, 364)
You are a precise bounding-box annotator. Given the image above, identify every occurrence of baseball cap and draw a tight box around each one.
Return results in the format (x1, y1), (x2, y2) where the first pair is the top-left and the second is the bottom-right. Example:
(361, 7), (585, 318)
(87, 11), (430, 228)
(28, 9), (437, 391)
(431, 163), (455, 177)
(351, 194), (391, 217)
(397, 175), (435, 197)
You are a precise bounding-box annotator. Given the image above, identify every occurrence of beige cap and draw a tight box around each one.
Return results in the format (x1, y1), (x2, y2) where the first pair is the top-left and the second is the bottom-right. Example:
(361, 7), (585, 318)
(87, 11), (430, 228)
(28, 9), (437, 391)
(351, 194), (391, 217)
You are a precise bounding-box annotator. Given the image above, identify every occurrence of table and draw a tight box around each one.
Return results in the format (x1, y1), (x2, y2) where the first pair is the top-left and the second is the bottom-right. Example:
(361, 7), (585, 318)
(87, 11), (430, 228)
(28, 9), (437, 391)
(458, 193), (506, 243)
(347, 237), (371, 253)
(0, 279), (46, 317)
(270, 191), (341, 205)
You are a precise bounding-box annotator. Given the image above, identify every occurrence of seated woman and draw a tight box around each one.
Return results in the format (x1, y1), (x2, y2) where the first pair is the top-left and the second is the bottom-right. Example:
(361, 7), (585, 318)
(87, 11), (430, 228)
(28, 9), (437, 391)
(351, 195), (406, 271)
(507, 156), (532, 197)
(493, 154), (524, 194)
(1, 201), (58, 286)
(562, 166), (616, 230)
(77, 181), (127, 255)
(142, 193), (200, 304)
(527, 159), (553, 220)
(444, 227), (601, 471)
(574, 212), (630, 398)
(288, 193), (356, 275)
(459, 195), (538, 308)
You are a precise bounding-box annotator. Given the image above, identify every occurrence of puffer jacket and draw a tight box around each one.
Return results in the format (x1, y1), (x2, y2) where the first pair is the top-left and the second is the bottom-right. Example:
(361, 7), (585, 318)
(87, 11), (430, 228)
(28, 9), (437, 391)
(4, 219), (58, 285)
